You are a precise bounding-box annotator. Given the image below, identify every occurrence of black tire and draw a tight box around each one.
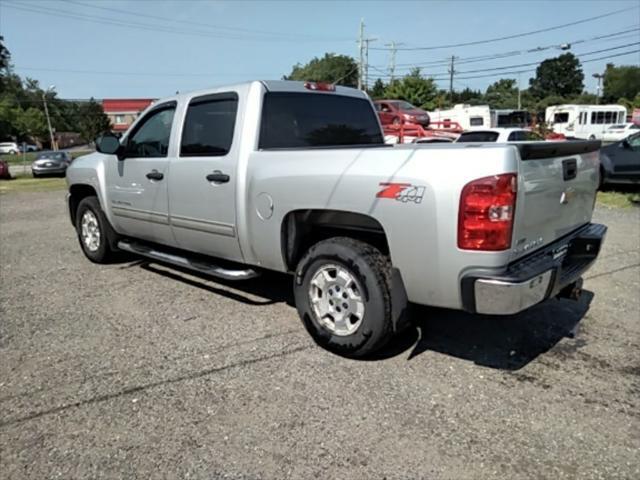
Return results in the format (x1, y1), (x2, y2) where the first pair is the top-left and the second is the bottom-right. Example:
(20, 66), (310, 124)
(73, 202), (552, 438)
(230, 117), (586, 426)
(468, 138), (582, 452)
(589, 135), (596, 140)
(32, 172), (38, 178)
(75, 196), (116, 263)
(294, 237), (396, 358)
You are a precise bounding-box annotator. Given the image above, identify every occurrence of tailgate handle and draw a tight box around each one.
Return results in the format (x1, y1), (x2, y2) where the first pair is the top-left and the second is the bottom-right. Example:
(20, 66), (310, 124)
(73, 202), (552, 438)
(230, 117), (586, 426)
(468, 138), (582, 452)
(562, 159), (577, 181)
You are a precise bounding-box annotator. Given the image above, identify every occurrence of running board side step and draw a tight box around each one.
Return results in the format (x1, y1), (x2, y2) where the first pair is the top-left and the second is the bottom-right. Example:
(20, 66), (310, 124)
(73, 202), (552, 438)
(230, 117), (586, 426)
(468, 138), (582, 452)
(117, 241), (260, 281)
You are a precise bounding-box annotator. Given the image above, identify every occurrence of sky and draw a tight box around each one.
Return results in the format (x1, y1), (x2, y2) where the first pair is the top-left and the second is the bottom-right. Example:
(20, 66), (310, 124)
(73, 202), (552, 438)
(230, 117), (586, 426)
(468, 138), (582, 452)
(1, 0), (639, 100)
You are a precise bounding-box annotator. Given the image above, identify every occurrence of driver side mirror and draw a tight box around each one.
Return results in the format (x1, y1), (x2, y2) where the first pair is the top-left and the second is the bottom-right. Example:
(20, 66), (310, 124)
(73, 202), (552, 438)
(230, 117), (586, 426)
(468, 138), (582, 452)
(95, 133), (122, 156)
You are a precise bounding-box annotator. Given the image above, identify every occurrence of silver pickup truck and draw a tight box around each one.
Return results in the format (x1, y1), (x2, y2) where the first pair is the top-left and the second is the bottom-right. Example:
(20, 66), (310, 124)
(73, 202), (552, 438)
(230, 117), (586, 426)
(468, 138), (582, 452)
(67, 80), (607, 357)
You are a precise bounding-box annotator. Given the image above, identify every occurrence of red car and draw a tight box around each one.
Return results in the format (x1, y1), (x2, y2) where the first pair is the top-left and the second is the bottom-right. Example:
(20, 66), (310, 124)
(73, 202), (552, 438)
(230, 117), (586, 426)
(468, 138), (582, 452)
(374, 100), (430, 127)
(0, 159), (11, 180)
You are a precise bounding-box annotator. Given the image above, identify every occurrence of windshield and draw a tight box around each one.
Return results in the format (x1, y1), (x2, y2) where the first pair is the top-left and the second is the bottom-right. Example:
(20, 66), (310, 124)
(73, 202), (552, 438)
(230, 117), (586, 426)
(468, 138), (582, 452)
(37, 152), (66, 160)
(392, 101), (417, 110)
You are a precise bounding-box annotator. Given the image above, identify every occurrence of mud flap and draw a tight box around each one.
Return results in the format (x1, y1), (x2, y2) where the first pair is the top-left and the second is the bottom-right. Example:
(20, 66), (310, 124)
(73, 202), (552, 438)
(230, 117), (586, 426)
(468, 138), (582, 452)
(390, 267), (410, 332)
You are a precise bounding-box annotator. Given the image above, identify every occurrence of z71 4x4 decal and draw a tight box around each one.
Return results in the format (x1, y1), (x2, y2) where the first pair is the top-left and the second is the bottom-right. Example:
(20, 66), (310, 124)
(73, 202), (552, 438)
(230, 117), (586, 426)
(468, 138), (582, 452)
(376, 182), (426, 204)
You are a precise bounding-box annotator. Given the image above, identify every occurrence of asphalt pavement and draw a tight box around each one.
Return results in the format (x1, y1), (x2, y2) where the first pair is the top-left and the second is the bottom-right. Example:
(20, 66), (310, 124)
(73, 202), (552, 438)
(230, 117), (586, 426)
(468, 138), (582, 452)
(1, 190), (639, 479)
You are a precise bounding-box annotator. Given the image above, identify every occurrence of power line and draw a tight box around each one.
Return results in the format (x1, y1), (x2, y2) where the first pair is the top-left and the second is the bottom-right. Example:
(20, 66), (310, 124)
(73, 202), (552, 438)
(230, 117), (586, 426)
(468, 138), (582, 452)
(369, 49), (639, 82)
(61, 0), (350, 42)
(370, 6), (638, 51)
(2, 1), (349, 43)
(377, 27), (639, 71)
(374, 43), (640, 80)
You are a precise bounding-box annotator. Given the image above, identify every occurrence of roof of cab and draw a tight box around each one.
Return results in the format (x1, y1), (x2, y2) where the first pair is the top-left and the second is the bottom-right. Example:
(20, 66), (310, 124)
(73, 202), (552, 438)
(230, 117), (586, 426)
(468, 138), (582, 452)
(152, 80), (368, 107)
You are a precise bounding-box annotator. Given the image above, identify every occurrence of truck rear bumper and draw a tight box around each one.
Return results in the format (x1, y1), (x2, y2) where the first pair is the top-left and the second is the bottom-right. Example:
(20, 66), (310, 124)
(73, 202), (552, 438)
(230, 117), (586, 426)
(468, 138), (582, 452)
(461, 223), (607, 315)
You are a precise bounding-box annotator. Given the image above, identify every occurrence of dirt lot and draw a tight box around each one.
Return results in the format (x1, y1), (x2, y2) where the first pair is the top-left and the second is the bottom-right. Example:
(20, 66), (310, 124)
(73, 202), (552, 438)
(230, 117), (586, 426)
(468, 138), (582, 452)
(1, 189), (639, 479)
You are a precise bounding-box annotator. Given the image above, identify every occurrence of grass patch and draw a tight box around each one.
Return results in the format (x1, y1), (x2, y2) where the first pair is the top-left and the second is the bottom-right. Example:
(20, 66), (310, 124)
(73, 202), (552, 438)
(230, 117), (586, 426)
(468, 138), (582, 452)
(1, 150), (93, 165)
(597, 190), (640, 209)
(0, 174), (66, 194)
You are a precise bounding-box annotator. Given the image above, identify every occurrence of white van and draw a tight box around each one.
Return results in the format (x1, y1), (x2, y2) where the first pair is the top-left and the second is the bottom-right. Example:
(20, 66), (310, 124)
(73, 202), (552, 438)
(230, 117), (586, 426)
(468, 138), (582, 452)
(545, 104), (627, 140)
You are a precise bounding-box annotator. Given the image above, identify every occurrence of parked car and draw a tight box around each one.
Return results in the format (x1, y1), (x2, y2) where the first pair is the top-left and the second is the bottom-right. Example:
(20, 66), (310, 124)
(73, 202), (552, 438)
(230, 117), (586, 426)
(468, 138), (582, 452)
(374, 100), (430, 127)
(67, 80), (605, 357)
(0, 142), (20, 155)
(599, 131), (640, 187)
(32, 151), (72, 177)
(0, 159), (11, 179)
(601, 123), (640, 143)
(19, 143), (38, 153)
(455, 128), (544, 143)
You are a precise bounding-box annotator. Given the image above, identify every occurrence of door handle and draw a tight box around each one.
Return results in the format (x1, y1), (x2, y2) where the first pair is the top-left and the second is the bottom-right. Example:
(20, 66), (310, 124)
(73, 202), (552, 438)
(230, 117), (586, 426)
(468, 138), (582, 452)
(206, 171), (230, 183)
(146, 170), (164, 181)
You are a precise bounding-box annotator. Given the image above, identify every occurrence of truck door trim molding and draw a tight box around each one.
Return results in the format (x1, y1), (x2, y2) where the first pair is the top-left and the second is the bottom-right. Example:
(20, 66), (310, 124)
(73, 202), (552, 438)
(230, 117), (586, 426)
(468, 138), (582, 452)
(169, 214), (236, 237)
(112, 206), (170, 225)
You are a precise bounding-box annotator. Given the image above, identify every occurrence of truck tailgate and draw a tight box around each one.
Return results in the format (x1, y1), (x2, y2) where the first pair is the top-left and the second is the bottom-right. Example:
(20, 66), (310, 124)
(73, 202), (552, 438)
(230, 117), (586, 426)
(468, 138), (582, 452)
(511, 141), (600, 261)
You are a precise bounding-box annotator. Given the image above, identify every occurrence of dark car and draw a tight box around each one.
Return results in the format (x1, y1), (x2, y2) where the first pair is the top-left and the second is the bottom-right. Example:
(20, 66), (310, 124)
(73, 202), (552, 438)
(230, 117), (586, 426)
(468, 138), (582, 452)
(0, 159), (11, 180)
(31, 151), (72, 177)
(374, 100), (430, 127)
(599, 132), (640, 187)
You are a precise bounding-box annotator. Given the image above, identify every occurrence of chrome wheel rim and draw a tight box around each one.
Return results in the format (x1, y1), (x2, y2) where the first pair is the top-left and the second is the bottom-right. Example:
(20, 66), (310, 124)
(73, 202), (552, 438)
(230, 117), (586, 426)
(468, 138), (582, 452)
(308, 263), (365, 336)
(81, 210), (101, 252)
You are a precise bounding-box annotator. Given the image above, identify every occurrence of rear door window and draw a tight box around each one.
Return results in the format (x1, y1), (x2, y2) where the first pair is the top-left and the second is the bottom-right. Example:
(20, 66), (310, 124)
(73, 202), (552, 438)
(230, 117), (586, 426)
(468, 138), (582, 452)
(259, 92), (384, 149)
(181, 93), (238, 156)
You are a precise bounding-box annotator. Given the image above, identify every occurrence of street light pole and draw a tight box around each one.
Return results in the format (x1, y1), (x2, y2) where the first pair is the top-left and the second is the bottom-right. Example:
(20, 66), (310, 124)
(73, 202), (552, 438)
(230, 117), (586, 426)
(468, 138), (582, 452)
(42, 85), (56, 150)
(592, 73), (604, 105)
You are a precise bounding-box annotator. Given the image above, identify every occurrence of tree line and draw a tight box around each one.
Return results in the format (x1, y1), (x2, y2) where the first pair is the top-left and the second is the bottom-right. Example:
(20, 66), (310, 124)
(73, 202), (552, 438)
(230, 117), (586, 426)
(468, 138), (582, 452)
(286, 52), (640, 115)
(0, 36), (110, 147)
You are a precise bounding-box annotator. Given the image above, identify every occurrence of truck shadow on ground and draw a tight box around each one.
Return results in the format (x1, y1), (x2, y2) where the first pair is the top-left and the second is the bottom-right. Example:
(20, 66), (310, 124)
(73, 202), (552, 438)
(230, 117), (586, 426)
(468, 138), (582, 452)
(135, 259), (593, 371)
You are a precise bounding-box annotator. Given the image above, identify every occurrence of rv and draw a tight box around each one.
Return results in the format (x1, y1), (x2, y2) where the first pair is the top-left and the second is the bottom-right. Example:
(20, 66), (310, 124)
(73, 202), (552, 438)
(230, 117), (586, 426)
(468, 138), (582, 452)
(428, 104), (530, 130)
(545, 104), (627, 140)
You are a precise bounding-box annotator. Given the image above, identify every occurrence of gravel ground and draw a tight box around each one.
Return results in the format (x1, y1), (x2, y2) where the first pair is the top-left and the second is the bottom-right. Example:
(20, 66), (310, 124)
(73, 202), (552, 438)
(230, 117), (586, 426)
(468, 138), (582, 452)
(1, 190), (639, 480)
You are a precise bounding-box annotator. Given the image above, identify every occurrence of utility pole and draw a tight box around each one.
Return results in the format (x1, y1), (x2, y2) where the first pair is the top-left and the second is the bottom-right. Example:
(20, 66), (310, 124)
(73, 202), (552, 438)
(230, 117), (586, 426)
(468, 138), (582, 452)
(42, 86), (56, 151)
(356, 19), (377, 91)
(448, 56), (457, 102)
(517, 73), (522, 110)
(593, 73), (605, 104)
(357, 19), (364, 90)
(385, 41), (405, 82)
(363, 37), (377, 91)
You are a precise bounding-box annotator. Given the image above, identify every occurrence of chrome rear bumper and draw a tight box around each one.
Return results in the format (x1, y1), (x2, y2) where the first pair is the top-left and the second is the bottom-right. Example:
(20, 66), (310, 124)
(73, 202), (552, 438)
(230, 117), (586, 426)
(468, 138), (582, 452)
(461, 223), (607, 315)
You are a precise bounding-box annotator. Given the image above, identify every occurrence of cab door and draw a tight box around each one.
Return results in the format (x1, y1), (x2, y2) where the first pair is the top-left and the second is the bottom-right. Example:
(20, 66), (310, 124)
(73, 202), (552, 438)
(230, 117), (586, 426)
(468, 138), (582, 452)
(167, 92), (243, 262)
(105, 102), (177, 245)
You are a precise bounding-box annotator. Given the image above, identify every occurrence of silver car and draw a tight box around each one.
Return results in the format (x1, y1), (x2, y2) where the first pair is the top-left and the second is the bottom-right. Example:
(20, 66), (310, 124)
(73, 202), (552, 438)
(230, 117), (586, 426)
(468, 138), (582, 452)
(32, 151), (72, 177)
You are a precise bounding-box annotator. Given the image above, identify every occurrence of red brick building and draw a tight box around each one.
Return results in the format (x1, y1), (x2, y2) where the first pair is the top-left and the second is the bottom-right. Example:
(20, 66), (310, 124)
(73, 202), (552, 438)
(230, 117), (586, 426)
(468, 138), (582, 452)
(102, 99), (155, 133)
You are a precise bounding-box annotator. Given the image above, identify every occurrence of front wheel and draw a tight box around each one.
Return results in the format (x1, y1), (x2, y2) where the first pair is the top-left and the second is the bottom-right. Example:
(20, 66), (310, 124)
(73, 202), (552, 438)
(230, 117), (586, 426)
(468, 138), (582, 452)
(75, 196), (116, 263)
(294, 237), (397, 358)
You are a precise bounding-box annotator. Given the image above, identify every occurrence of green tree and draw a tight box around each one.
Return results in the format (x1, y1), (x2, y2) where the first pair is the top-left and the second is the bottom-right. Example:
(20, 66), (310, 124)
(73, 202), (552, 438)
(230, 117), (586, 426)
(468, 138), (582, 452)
(285, 53), (358, 87)
(15, 107), (48, 139)
(484, 79), (518, 109)
(529, 53), (584, 99)
(602, 64), (640, 104)
(452, 87), (484, 106)
(0, 36), (10, 72)
(369, 78), (386, 99)
(76, 98), (111, 142)
(384, 68), (438, 109)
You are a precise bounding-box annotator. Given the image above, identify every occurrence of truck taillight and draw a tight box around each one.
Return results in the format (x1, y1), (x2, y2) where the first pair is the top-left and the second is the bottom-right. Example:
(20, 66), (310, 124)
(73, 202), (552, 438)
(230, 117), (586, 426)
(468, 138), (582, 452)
(304, 81), (335, 92)
(458, 173), (517, 251)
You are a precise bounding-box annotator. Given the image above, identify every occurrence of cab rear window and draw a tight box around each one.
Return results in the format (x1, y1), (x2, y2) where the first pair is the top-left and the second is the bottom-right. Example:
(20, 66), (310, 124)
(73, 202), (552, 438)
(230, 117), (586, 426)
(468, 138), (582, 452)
(457, 131), (500, 142)
(259, 92), (383, 149)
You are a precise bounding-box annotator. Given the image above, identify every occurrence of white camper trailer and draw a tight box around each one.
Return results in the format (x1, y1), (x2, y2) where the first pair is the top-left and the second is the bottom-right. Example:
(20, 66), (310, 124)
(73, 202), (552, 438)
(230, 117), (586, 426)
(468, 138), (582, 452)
(545, 104), (627, 140)
(429, 105), (530, 130)
(428, 104), (491, 130)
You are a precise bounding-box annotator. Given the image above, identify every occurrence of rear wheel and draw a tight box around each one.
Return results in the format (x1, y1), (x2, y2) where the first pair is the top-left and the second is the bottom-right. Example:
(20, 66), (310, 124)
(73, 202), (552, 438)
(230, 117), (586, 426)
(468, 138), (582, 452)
(589, 135), (596, 140)
(294, 237), (396, 358)
(75, 196), (116, 263)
